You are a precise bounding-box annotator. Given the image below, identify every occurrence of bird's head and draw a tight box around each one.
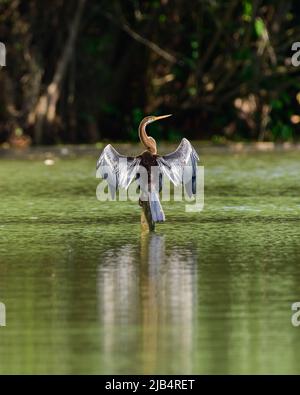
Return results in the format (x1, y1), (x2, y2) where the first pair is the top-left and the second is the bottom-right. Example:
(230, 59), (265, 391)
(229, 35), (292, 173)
(143, 114), (172, 125)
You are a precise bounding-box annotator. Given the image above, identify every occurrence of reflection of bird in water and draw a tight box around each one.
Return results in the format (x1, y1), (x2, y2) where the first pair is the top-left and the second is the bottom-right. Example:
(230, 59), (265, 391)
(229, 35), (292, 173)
(96, 115), (199, 230)
(97, 234), (198, 373)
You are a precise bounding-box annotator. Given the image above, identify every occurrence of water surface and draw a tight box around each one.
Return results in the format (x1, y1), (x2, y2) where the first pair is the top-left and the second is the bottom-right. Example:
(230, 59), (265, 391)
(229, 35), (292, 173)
(0, 150), (300, 374)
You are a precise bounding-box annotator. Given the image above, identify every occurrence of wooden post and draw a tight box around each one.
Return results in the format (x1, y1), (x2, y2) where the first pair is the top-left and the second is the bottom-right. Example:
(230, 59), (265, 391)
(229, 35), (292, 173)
(140, 201), (155, 232)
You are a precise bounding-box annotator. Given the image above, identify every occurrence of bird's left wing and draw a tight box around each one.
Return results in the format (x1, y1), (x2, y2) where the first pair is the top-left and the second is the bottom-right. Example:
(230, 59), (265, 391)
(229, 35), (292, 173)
(156, 138), (199, 197)
(96, 144), (141, 198)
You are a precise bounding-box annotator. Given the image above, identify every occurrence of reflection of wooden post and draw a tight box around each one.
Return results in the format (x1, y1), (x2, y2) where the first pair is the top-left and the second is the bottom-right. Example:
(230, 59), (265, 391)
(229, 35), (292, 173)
(141, 201), (155, 232)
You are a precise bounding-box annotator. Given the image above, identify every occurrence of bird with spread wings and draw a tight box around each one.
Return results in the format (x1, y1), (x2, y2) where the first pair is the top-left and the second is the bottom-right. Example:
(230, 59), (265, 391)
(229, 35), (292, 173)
(96, 115), (199, 225)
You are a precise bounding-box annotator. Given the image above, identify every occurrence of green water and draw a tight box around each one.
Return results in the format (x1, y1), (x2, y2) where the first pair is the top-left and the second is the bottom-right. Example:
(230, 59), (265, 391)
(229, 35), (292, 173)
(0, 150), (300, 374)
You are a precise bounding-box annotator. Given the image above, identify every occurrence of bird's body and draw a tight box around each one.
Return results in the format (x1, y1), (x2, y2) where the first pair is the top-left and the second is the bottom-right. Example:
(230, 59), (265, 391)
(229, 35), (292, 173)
(139, 150), (158, 175)
(96, 115), (199, 228)
(137, 150), (165, 223)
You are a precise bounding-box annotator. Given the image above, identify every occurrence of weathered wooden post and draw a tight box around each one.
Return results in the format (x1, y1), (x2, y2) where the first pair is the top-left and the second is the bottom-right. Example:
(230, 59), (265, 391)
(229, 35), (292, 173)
(0, 42), (6, 67)
(140, 201), (155, 232)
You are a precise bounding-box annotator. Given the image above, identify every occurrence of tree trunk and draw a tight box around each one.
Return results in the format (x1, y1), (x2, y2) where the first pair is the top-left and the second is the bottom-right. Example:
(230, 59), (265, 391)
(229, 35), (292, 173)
(29, 0), (86, 144)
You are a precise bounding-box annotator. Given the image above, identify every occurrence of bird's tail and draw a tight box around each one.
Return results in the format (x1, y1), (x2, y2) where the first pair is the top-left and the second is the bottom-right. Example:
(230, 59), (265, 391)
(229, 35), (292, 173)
(149, 191), (165, 223)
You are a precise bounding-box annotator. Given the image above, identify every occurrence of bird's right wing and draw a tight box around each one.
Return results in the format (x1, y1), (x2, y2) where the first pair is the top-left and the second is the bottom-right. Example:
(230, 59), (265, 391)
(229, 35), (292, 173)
(156, 138), (199, 197)
(96, 144), (141, 198)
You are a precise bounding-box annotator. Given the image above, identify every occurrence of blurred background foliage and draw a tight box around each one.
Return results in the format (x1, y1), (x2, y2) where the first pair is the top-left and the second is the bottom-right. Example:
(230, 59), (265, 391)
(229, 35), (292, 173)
(0, 0), (300, 145)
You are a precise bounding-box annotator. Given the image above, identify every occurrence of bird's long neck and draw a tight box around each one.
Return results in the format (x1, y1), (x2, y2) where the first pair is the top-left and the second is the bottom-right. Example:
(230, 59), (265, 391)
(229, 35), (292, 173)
(139, 120), (157, 154)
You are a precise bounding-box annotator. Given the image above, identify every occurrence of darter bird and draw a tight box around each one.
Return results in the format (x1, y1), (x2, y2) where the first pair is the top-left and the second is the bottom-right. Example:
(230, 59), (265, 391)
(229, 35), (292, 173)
(96, 115), (199, 226)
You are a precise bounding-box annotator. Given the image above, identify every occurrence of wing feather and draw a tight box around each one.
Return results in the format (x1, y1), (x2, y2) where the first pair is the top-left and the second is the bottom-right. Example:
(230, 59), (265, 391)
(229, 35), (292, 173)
(96, 144), (141, 198)
(156, 138), (199, 197)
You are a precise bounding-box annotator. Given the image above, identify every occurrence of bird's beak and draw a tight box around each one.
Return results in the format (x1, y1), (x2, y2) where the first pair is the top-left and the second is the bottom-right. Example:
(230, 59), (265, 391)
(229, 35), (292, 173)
(154, 114), (172, 121)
